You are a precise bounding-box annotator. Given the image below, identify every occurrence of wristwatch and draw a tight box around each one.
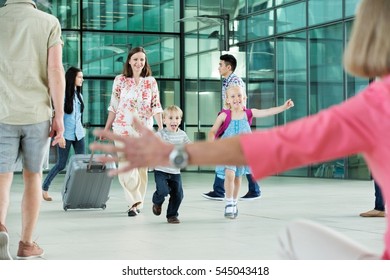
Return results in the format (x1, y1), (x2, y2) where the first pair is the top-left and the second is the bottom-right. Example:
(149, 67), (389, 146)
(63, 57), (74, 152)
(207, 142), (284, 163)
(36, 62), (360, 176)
(169, 144), (188, 169)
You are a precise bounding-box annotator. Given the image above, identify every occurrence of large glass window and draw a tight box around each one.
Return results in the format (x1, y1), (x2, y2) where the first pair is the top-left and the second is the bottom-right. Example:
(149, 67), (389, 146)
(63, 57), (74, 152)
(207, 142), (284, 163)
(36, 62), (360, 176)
(82, 33), (179, 78)
(344, 20), (370, 179)
(248, 39), (276, 129)
(62, 31), (80, 69)
(345, 0), (360, 17)
(53, 0), (79, 29)
(308, 24), (346, 178)
(308, 0), (342, 26)
(248, 0), (273, 13)
(276, 31), (308, 177)
(309, 24), (343, 114)
(81, 0), (179, 32)
(275, 0), (299, 6)
(276, 1), (306, 34)
(247, 10), (274, 40)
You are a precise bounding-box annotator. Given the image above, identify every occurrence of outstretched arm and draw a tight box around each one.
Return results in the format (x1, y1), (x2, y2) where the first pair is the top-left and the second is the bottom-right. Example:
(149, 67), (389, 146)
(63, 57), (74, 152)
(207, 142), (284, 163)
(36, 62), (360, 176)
(251, 99), (294, 118)
(90, 117), (246, 175)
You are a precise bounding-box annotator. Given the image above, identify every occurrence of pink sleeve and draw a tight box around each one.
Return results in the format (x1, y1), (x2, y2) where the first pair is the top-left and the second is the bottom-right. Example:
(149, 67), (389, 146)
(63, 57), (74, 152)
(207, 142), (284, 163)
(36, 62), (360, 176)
(240, 91), (377, 180)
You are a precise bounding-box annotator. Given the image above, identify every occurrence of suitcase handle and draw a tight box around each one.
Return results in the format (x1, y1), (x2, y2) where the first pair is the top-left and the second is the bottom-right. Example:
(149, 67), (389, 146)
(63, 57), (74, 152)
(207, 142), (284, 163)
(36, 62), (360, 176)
(87, 151), (105, 171)
(87, 138), (112, 171)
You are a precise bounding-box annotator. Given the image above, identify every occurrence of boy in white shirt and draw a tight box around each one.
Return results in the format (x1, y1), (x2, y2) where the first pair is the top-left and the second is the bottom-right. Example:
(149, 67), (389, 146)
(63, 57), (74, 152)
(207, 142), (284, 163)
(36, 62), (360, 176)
(152, 105), (191, 223)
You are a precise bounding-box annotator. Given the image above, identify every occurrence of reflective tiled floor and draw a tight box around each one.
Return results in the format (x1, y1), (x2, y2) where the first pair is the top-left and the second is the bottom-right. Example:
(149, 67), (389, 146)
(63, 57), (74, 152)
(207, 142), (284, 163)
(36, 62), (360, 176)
(5, 172), (385, 260)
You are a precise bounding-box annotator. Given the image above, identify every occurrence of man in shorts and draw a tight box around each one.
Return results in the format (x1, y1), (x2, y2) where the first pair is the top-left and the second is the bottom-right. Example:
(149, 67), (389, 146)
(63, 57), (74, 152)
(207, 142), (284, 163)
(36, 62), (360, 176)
(0, 0), (65, 260)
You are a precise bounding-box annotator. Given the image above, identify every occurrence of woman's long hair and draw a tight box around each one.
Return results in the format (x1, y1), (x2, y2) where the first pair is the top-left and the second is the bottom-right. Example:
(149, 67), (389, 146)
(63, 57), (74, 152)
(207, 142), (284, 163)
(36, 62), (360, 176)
(122, 46), (152, 78)
(64, 66), (84, 114)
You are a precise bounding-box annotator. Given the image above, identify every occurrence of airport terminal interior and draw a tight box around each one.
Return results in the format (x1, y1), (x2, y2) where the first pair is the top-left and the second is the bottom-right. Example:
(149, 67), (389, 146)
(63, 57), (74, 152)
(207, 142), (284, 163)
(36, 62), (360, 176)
(2, 0), (385, 261)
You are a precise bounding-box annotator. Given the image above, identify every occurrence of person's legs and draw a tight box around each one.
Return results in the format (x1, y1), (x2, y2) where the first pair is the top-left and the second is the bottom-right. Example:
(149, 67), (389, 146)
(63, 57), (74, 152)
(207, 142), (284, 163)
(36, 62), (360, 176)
(0, 173), (13, 260)
(0, 173), (12, 229)
(16, 121), (49, 259)
(73, 137), (86, 155)
(166, 174), (183, 221)
(21, 169), (43, 244)
(152, 170), (169, 216)
(202, 168), (224, 200)
(119, 167), (141, 215)
(374, 180), (385, 211)
(42, 140), (71, 200)
(240, 170), (261, 200)
(213, 168), (225, 197)
(224, 168), (236, 219)
(360, 180), (386, 217)
(0, 123), (21, 260)
(278, 219), (380, 260)
(115, 139), (148, 216)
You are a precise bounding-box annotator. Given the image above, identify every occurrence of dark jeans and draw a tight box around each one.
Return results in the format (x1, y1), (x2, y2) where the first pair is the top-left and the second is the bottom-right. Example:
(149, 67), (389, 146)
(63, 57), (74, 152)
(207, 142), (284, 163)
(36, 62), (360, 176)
(153, 170), (183, 218)
(42, 138), (85, 191)
(212, 173), (261, 197)
(374, 180), (385, 211)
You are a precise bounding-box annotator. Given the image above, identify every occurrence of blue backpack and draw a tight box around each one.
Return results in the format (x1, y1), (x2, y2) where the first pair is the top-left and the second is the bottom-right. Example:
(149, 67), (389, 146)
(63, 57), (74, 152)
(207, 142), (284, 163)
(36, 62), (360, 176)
(215, 109), (253, 139)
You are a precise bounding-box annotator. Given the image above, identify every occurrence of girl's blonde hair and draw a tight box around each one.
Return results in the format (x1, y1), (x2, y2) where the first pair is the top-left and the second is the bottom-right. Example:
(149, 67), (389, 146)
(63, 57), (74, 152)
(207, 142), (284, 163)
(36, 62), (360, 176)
(163, 105), (183, 118)
(343, 0), (390, 77)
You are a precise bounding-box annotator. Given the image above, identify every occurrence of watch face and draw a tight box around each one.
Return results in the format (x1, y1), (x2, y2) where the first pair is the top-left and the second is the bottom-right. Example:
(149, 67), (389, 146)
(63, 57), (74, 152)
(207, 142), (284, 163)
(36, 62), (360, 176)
(174, 155), (185, 165)
(170, 145), (188, 168)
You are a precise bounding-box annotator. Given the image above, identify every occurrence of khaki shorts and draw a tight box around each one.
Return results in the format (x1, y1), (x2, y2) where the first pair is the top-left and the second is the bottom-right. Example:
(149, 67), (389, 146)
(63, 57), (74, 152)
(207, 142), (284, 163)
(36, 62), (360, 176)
(0, 121), (50, 173)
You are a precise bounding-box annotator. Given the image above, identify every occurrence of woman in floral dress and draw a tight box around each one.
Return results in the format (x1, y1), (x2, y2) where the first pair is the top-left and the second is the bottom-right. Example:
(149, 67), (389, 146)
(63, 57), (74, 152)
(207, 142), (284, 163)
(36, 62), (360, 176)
(104, 47), (163, 216)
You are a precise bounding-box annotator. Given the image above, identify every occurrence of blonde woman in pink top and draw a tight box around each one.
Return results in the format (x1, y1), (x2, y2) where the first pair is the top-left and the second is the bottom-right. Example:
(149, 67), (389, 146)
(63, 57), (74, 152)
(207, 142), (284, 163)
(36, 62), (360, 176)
(103, 47), (163, 217)
(91, 0), (390, 259)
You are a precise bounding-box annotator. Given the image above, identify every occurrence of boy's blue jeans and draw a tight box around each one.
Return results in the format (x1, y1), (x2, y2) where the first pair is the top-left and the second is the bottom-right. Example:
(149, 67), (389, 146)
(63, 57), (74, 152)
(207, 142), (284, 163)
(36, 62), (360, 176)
(153, 170), (183, 218)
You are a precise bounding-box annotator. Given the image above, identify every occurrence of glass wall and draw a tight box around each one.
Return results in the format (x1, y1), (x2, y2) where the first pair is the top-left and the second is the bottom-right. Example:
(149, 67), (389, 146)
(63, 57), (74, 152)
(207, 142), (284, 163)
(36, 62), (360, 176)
(41, 0), (180, 152)
(1, 0), (369, 179)
(182, 0), (368, 179)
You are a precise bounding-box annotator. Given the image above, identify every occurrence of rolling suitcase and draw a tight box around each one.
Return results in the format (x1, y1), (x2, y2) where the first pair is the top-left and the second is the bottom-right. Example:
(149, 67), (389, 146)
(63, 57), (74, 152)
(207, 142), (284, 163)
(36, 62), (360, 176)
(62, 153), (116, 211)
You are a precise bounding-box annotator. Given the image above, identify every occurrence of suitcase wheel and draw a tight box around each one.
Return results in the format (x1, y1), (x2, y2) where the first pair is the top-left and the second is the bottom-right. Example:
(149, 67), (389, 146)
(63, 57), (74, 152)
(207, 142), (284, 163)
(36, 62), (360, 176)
(102, 204), (106, 210)
(64, 206), (68, 211)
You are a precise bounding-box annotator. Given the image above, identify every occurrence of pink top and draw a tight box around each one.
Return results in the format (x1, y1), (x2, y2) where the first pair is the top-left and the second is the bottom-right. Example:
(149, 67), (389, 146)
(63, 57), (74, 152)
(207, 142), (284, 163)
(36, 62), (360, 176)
(241, 75), (390, 260)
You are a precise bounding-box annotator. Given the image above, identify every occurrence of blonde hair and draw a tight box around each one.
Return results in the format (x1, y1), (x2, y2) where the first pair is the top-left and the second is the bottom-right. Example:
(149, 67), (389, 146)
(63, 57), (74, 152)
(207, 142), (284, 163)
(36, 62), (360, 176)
(163, 105), (183, 118)
(224, 85), (247, 109)
(343, 0), (390, 77)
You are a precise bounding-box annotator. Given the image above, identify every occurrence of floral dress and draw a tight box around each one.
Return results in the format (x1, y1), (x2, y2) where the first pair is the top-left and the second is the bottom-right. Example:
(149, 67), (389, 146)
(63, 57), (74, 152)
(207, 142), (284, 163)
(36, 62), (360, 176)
(108, 74), (163, 136)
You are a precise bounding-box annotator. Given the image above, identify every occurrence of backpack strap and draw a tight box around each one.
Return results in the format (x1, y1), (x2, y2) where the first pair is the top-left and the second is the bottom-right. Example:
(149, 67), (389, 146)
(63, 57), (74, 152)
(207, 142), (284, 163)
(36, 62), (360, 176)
(215, 109), (231, 139)
(245, 108), (253, 125)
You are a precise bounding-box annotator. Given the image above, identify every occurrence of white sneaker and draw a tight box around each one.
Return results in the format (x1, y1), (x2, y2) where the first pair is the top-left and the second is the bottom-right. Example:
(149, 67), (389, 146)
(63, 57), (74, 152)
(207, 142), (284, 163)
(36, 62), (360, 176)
(0, 225), (12, 260)
(224, 204), (235, 219)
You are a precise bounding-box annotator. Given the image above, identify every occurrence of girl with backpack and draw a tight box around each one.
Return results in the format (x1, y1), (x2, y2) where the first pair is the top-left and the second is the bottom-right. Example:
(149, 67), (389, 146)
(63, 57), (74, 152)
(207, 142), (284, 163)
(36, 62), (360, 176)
(208, 85), (294, 219)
